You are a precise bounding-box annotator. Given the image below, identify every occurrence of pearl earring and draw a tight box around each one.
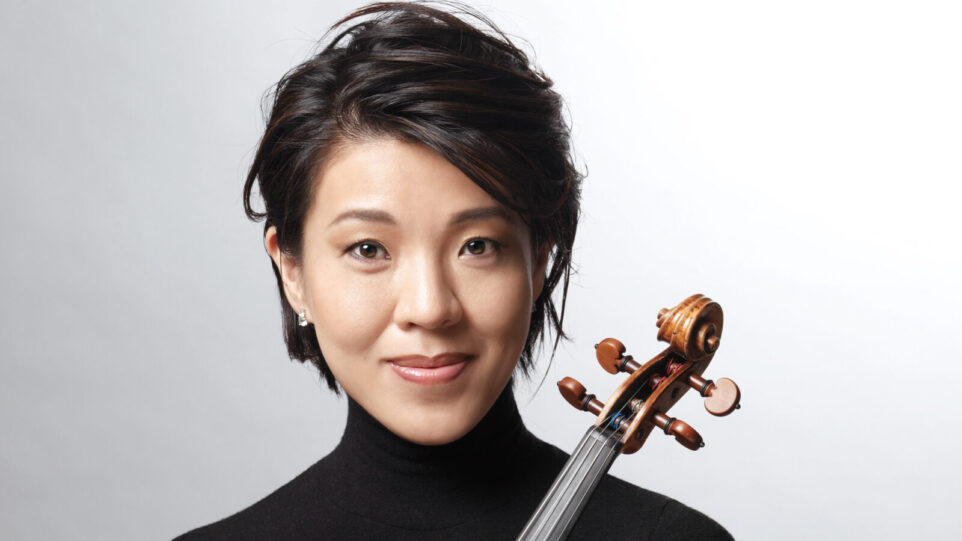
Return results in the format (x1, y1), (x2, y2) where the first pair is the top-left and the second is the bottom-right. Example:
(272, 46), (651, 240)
(297, 309), (309, 327)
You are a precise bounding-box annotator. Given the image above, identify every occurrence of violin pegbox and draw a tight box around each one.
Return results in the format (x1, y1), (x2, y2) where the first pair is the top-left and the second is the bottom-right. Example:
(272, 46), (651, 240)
(557, 294), (741, 455)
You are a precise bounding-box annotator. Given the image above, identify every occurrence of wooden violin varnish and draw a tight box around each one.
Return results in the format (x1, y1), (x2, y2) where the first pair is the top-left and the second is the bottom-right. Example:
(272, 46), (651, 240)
(518, 294), (741, 541)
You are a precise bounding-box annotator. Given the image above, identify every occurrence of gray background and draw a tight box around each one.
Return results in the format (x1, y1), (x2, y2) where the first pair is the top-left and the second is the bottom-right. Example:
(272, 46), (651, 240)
(2, 1), (960, 539)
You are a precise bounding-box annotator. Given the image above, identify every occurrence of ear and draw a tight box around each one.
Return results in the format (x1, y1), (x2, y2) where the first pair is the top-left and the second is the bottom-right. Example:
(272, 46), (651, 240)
(531, 241), (552, 304)
(264, 225), (311, 322)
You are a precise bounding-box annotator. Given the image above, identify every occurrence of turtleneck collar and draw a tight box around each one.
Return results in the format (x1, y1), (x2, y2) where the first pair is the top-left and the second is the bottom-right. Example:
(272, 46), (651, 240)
(321, 382), (538, 529)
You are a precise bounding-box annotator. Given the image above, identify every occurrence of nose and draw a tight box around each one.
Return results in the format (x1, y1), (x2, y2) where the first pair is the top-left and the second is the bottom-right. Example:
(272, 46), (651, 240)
(393, 253), (463, 331)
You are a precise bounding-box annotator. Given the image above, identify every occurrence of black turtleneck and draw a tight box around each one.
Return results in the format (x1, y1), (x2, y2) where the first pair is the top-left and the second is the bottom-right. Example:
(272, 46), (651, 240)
(176, 387), (732, 540)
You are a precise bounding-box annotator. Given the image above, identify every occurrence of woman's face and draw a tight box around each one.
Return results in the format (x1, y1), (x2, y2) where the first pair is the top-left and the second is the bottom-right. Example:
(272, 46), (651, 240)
(266, 138), (548, 445)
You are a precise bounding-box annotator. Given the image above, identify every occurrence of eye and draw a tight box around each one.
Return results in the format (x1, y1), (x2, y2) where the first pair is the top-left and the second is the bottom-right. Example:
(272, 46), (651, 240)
(347, 241), (389, 261)
(460, 238), (500, 256)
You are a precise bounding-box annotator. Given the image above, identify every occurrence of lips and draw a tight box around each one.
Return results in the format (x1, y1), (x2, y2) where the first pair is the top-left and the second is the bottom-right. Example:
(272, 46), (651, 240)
(388, 353), (472, 385)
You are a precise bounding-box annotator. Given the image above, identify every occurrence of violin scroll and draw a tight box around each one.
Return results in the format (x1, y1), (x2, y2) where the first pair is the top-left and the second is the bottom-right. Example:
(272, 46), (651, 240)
(655, 294), (723, 362)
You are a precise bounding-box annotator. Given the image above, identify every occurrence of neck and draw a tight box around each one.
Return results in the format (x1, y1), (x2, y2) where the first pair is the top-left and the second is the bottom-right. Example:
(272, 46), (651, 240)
(326, 383), (538, 529)
(339, 383), (527, 473)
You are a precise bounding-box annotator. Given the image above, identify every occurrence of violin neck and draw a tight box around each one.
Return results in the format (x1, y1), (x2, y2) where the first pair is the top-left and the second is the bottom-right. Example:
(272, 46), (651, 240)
(518, 426), (622, 540)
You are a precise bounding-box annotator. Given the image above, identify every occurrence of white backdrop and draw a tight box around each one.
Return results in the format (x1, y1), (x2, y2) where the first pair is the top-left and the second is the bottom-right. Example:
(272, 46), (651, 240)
(2, 1), (960, 539)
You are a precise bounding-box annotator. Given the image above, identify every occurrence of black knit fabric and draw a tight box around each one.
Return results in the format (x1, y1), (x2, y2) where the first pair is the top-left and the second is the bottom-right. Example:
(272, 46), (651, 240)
(176, 387), (732, 540)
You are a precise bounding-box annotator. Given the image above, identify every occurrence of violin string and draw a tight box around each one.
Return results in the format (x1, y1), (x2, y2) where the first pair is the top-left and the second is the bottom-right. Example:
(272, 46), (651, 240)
(559, 436), (621, 534)
(548, 423), (620, 535)
(541, 428), (594, 531)
(603, 356), (687, 445)
(574, 377), (648, 483)
(551, 376), (649, 524)
(546, 399), (638, 536)
(601, 377), (648, 443)
(528, 424), (608, 537)
(531, 374), (657, 537)
(534, 356), (692, 536)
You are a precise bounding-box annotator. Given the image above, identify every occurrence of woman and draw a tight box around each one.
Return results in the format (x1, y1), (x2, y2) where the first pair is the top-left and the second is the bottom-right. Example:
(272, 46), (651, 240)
(178, 2), (732, 539)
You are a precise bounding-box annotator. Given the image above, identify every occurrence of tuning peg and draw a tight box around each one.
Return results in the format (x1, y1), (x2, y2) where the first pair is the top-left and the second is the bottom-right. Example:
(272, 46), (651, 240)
(687, 375), (741, 416)
(558, 377), (636, 433)
(557, 377), (604, 415)
(595, 338), (640, 374)
(652, 412), (704, 451)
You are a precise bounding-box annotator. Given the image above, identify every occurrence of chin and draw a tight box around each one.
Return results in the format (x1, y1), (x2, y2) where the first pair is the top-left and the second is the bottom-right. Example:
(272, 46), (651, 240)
(385, 401), (485, 446)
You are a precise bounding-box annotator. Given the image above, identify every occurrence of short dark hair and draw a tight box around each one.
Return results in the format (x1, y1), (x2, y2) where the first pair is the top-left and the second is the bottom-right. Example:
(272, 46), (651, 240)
(243, 1), (582, 390)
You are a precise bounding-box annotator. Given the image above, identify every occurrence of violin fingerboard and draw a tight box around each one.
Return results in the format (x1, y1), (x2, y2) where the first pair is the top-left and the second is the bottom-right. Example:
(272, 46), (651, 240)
(517, 427), (621, 541)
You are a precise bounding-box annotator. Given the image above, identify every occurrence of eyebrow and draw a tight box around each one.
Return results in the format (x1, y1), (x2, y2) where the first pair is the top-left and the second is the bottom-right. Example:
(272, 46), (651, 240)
(328, 206), (512, 228)
(449, 206), (512, 226)
(328, 209), (395, 228)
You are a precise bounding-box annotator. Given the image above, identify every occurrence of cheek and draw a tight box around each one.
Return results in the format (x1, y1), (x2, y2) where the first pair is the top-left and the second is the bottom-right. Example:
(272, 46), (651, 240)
(460, 267), (532, 352)
(306, 265), (391, 358)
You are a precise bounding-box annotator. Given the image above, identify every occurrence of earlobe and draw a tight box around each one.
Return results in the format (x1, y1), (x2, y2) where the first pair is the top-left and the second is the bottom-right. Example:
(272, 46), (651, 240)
(264, 226), (308, 316)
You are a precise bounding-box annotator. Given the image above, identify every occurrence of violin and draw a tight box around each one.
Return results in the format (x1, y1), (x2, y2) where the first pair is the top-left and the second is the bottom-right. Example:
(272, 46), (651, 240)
(517, 294), (741, 540)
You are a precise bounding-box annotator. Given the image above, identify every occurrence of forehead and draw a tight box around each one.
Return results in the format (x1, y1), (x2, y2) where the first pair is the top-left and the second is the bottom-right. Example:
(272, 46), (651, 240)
(308, 138), (512, 224)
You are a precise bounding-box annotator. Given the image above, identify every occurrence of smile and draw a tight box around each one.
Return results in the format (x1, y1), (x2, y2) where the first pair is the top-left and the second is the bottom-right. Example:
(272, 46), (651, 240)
(388, 353), (472, 385)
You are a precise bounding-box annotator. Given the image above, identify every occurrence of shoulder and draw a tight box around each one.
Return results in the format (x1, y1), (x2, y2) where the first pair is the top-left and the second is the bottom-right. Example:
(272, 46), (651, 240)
(173, 458), (342, 541)
(580, 473), (733, 541)
(532, 438), (731, 540)
(648, 497), (734, 541)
